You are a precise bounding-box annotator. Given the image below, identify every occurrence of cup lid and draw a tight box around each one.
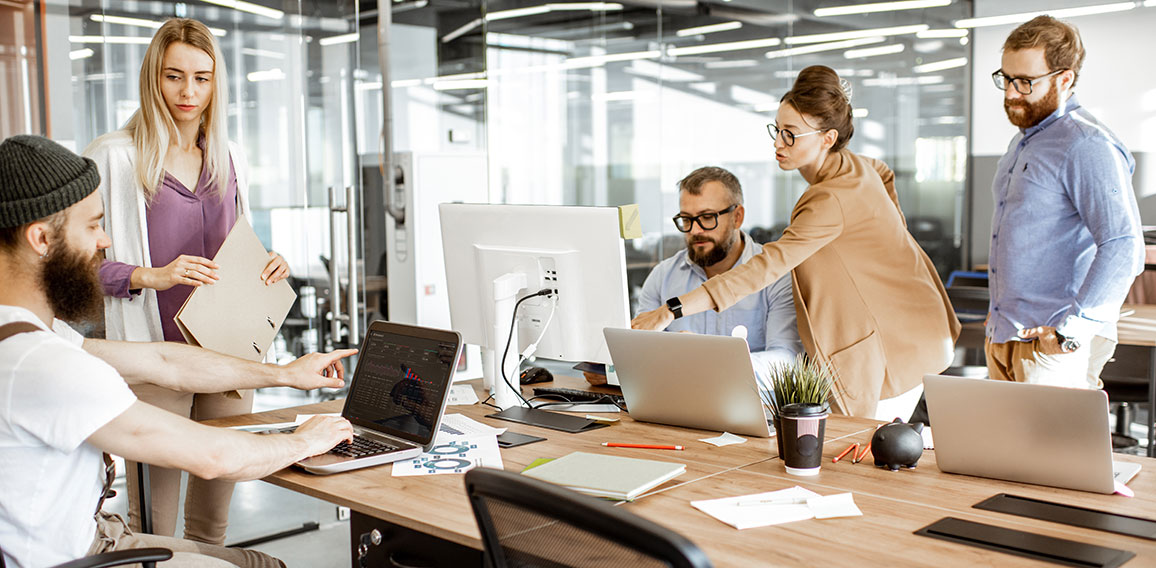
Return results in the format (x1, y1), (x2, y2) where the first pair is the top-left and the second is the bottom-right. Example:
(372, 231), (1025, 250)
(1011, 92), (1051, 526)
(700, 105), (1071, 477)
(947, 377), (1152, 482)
(780, 402), (829, 417)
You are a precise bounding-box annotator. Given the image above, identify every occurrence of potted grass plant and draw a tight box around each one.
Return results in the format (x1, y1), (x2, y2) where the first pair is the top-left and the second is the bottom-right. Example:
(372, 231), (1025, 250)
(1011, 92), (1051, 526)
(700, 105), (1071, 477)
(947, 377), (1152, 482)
(760, 355), (835, 457)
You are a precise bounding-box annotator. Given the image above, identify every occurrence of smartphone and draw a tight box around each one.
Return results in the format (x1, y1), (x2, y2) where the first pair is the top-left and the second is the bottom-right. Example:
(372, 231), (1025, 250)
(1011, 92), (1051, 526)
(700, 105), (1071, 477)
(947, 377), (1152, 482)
(496, 431), (547, 448)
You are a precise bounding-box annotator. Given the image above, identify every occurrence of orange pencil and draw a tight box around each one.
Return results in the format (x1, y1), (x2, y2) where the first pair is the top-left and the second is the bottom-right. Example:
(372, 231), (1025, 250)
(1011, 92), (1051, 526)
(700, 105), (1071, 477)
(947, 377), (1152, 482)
(853, 442), (872, 464)
(833, 443), (858, 463)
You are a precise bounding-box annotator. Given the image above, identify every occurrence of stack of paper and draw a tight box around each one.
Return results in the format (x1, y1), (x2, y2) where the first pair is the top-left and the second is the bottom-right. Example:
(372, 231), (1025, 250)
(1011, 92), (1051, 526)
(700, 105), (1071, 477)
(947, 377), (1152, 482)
(521, 451), (685, 501)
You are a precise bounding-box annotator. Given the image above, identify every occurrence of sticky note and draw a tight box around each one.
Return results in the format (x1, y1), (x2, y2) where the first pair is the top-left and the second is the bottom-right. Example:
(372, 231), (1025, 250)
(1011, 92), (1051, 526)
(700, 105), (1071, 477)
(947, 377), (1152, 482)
(618, 204), (642, 239)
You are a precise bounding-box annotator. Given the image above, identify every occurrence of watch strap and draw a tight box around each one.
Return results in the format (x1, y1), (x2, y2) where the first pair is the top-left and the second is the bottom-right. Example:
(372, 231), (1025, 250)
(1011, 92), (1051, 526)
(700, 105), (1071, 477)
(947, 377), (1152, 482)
(665, 296), (684, 319)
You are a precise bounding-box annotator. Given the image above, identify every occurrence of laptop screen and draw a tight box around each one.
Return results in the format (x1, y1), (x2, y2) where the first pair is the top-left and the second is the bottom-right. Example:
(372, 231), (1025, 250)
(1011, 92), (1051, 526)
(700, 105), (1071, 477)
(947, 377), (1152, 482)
(343, 325), (459, 443)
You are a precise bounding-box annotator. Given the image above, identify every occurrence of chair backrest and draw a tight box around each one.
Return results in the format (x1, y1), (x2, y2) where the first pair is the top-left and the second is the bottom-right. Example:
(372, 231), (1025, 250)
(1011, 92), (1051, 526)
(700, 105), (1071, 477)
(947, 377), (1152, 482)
(464, 468), (713, 568)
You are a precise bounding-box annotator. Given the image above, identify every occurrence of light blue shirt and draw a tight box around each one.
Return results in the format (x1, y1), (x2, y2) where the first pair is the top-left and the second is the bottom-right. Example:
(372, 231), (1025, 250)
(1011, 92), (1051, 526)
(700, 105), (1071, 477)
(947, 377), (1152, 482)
(638, 231), (802, 390)
(987, 94), (1144, 345)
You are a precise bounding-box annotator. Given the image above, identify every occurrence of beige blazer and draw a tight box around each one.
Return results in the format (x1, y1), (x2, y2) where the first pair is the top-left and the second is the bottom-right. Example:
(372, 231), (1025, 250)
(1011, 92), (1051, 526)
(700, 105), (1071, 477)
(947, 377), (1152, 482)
(702, 150), (960, 417)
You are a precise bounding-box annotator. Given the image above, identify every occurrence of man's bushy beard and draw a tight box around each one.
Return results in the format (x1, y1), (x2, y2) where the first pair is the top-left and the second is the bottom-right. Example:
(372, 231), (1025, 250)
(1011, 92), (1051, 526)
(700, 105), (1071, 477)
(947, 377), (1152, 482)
(40, 240), (104, 324)
(687, 229), (737, 268)
(1004, 79), (1060, 129)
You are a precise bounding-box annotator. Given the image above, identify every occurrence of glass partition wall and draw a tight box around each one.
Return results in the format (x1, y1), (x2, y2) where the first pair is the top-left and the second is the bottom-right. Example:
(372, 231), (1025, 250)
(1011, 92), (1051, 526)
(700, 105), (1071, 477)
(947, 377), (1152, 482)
(38, 0), (971, 550)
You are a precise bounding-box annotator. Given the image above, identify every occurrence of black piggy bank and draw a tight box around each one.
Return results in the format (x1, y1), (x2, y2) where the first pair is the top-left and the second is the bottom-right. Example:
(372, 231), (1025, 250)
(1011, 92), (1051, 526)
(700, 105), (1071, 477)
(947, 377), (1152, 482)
(871, 418), (924, 471)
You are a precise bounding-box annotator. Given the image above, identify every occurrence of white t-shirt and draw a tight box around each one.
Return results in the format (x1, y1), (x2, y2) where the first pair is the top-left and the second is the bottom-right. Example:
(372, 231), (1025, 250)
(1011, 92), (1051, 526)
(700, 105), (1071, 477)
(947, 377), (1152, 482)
(0, 306), (136, 568)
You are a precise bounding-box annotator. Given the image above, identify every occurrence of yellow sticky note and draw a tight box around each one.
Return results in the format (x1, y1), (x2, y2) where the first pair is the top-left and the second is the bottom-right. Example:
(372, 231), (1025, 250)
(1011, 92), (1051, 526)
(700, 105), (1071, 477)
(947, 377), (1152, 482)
(618, 204), (642, 239)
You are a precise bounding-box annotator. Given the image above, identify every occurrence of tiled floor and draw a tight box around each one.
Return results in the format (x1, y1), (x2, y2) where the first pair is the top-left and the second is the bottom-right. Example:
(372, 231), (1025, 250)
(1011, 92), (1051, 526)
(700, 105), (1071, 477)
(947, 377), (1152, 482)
(103, 371), (1152, 568)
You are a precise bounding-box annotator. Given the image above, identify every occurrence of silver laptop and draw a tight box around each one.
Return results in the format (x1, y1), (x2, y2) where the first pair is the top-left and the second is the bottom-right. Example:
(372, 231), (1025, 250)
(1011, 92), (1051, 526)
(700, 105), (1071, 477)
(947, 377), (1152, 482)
(923, 374), (1141, 494)
(603, 328), (771, 438)
(293, 321), (463, 474)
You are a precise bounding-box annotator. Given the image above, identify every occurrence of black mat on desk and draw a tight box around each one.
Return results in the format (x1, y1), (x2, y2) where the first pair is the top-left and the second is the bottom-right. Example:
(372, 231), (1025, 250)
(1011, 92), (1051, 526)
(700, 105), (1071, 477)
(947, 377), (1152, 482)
(914, 517), (1134, 568)
(974, 493), (1156, 540)
(487, 406), (608, 434)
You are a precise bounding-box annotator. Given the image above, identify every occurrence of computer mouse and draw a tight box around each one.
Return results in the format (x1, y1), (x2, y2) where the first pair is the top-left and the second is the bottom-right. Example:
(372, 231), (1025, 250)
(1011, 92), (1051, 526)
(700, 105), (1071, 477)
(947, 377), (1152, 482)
(519, 366), (553, 385)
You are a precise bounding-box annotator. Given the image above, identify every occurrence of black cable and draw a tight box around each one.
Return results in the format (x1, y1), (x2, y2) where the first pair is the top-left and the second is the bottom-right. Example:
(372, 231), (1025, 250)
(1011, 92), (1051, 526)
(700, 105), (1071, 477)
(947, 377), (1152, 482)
(499, 288), (554, 408)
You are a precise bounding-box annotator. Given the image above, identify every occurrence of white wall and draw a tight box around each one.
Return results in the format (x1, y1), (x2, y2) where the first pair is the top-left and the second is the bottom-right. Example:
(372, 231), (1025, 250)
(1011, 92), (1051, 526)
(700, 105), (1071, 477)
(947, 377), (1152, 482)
(970, 1), (1156, 157)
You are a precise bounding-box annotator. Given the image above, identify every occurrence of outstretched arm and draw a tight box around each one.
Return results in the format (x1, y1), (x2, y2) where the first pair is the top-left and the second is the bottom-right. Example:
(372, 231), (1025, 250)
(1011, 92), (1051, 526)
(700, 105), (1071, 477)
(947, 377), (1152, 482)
(88, 402), (353, 481)
(83, 338), (355, 393)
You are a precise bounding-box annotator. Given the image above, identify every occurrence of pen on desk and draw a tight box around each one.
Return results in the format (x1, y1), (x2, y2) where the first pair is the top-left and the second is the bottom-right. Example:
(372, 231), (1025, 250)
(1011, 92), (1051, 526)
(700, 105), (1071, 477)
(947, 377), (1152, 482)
(852, 442), (872, 464)
(602, 442), (684, 450)
(833, 442), (859, 463)
(736, 497), (809, 507)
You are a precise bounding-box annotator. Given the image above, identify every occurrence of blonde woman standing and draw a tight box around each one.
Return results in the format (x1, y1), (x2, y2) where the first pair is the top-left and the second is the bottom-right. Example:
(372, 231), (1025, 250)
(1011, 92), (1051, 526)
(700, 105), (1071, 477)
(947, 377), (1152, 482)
(633, 66), (960, 420)
(84, 18), (288, 544)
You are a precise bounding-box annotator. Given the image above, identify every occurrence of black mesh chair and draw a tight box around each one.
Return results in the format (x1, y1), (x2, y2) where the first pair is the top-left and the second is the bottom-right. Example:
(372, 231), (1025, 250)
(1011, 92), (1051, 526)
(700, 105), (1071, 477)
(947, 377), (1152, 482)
(0, 546), (171, 568)
(464, 467), (713, 568)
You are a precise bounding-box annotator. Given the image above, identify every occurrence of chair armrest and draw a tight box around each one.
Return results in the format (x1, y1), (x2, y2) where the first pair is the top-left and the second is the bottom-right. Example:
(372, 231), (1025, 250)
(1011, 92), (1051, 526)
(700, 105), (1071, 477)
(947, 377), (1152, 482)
(53, 548), (173, 568)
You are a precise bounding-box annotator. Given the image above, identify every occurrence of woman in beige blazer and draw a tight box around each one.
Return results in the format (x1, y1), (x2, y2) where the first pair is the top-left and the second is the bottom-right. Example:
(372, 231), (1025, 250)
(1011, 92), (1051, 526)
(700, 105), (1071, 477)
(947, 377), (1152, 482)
(634, 66), (960, 418)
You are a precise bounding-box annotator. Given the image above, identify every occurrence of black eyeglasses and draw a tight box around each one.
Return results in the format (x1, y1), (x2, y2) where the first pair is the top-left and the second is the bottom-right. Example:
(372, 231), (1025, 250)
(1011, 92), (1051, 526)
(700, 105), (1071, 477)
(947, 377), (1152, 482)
(767, 123), (824, 146)
(673, 204), (737, 233)
(991, 68), (1066, 95)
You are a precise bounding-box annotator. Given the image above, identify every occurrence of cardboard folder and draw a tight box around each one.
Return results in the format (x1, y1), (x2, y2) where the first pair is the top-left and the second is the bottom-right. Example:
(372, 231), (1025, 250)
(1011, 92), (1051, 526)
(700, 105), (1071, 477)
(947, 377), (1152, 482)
(174, 217), (296, 362)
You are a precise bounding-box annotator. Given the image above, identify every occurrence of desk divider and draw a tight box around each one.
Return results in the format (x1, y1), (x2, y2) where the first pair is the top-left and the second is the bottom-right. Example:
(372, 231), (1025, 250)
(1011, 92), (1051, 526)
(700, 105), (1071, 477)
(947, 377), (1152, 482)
(914, 517), (1135, 568)
(974, 493), (1156, 540)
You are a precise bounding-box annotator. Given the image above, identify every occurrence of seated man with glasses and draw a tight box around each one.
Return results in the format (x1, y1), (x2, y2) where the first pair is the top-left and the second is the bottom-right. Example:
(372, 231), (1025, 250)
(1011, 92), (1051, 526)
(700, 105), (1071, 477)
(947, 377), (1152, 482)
(586, 166), (802, 389)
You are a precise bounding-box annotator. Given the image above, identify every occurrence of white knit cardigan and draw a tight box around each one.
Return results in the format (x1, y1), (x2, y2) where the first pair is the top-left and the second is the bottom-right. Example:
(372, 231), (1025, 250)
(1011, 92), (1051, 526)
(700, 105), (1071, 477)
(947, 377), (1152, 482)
(84, 131), (252, 342)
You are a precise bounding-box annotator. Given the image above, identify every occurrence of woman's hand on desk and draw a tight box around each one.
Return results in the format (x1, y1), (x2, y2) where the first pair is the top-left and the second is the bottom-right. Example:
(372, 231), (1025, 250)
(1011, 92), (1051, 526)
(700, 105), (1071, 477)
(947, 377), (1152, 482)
(133, 254), (219, 291)
(631, 305), (674, 331)
(279, 348), (358, 390)
(295, 415), (354, 456)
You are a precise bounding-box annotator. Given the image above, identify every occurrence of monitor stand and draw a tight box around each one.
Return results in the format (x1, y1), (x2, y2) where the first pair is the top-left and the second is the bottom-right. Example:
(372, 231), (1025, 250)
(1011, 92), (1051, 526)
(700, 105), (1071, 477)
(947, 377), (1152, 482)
(486, 406), (608, 434)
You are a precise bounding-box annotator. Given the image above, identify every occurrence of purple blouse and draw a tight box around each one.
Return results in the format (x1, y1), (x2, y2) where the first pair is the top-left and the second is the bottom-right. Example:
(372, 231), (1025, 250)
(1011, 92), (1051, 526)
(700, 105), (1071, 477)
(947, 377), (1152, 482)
(99, 147), (239, 343)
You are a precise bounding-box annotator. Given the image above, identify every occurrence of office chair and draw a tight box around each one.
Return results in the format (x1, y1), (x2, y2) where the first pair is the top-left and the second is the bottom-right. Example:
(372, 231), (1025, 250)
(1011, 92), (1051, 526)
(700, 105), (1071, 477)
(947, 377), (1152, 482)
(0, 545), (171, 568)
(464, 467), (713, 568)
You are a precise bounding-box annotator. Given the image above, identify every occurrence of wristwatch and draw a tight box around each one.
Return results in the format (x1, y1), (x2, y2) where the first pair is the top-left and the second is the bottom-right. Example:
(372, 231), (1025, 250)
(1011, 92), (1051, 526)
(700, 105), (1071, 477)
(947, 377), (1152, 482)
(1054, 329), (1080, 352)
(665, 296), (684, 319)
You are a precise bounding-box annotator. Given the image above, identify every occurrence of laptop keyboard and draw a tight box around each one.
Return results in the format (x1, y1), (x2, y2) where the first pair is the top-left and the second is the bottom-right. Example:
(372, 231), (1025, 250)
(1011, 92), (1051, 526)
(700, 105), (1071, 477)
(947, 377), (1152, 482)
(329, 435), (399, 458)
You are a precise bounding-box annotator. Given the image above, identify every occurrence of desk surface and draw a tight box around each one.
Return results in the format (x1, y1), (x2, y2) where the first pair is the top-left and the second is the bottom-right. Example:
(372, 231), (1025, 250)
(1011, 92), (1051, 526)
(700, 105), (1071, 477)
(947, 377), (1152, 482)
(210, 378), (1156, 566)
(1120, 303), (1156, 347)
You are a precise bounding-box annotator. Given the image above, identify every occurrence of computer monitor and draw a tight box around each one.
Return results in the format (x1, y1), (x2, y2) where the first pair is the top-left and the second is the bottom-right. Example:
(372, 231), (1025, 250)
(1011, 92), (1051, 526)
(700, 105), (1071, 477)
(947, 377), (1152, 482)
(439, 203), (631, 409)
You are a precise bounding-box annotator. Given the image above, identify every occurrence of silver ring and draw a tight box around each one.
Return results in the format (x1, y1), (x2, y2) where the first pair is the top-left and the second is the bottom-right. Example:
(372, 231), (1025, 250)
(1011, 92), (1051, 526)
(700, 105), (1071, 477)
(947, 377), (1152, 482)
(183, 269), (188, 276)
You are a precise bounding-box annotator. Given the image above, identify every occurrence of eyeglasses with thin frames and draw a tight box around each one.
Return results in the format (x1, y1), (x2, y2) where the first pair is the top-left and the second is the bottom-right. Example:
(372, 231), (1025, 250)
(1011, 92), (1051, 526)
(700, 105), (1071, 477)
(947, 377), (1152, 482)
(766, 123), (824, 146)
(991, 68), (1066, 95)
(673, 204), (737, 233)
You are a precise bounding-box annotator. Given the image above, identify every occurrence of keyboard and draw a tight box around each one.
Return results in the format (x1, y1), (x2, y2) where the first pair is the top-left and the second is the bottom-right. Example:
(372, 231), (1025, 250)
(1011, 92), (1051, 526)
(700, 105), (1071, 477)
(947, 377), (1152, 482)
(329, 435), (399, 459)
(532, 387), (626, 408)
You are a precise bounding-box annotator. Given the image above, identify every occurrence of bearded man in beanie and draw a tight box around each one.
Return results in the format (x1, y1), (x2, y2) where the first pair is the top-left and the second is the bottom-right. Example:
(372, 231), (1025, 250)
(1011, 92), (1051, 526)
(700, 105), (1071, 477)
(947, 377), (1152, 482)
(0, 135), (358, 568)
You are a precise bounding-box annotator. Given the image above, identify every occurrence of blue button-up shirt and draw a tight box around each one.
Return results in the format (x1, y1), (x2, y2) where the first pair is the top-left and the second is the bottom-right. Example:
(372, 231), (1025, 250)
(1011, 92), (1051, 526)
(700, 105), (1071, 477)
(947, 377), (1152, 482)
(988, 94), (1143, 344)
(638, 231), (802, 390)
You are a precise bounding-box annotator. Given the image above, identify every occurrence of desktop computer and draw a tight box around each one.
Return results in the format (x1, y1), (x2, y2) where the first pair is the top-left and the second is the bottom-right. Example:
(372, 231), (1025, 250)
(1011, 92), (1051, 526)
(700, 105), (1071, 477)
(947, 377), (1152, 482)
(439, 203), (631, 409)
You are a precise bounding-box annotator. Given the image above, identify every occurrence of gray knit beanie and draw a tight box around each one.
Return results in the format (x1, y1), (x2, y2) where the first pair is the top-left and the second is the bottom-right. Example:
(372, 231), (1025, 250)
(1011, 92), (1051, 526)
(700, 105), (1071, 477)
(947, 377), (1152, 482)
(0, 134), (100, 229)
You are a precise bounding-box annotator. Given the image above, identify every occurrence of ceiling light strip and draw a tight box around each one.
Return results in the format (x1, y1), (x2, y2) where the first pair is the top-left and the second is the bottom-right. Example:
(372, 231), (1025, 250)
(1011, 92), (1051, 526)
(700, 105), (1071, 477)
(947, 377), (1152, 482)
(675, 21), (743, 37)
(199, 0), (284, 20)
(785, 24), (928, 45)
(911, 57), (968, 73)
(815, 0), (951, 17)
(844, 43), (905, 58)
(669, 37), (782, 57)
(766, 37), (885, 59)
(954, 2), (1134, 28)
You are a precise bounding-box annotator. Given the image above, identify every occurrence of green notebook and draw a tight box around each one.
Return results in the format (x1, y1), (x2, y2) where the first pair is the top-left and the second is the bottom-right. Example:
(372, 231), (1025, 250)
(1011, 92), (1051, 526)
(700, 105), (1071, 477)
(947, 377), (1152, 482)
(521, 451), (686, 501)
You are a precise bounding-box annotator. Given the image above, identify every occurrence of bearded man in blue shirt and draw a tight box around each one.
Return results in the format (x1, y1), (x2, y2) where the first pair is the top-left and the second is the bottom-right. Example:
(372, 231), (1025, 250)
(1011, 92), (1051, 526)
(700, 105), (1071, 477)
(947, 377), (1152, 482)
(586, 166), (802, 390)
(986, 16), (1144, 388)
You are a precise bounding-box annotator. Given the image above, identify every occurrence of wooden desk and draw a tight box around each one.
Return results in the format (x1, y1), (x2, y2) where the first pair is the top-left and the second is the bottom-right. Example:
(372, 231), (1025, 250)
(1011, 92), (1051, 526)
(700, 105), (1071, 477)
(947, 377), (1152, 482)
(211, 380), (1156, 567)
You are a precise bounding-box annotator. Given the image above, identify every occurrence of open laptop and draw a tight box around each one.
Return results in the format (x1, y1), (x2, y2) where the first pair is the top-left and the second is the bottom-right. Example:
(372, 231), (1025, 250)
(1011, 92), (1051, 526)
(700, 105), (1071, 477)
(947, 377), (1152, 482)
(603, 328), (771, 438)
(292, 320), (463, 474)
(923, 374), (1141, 494)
